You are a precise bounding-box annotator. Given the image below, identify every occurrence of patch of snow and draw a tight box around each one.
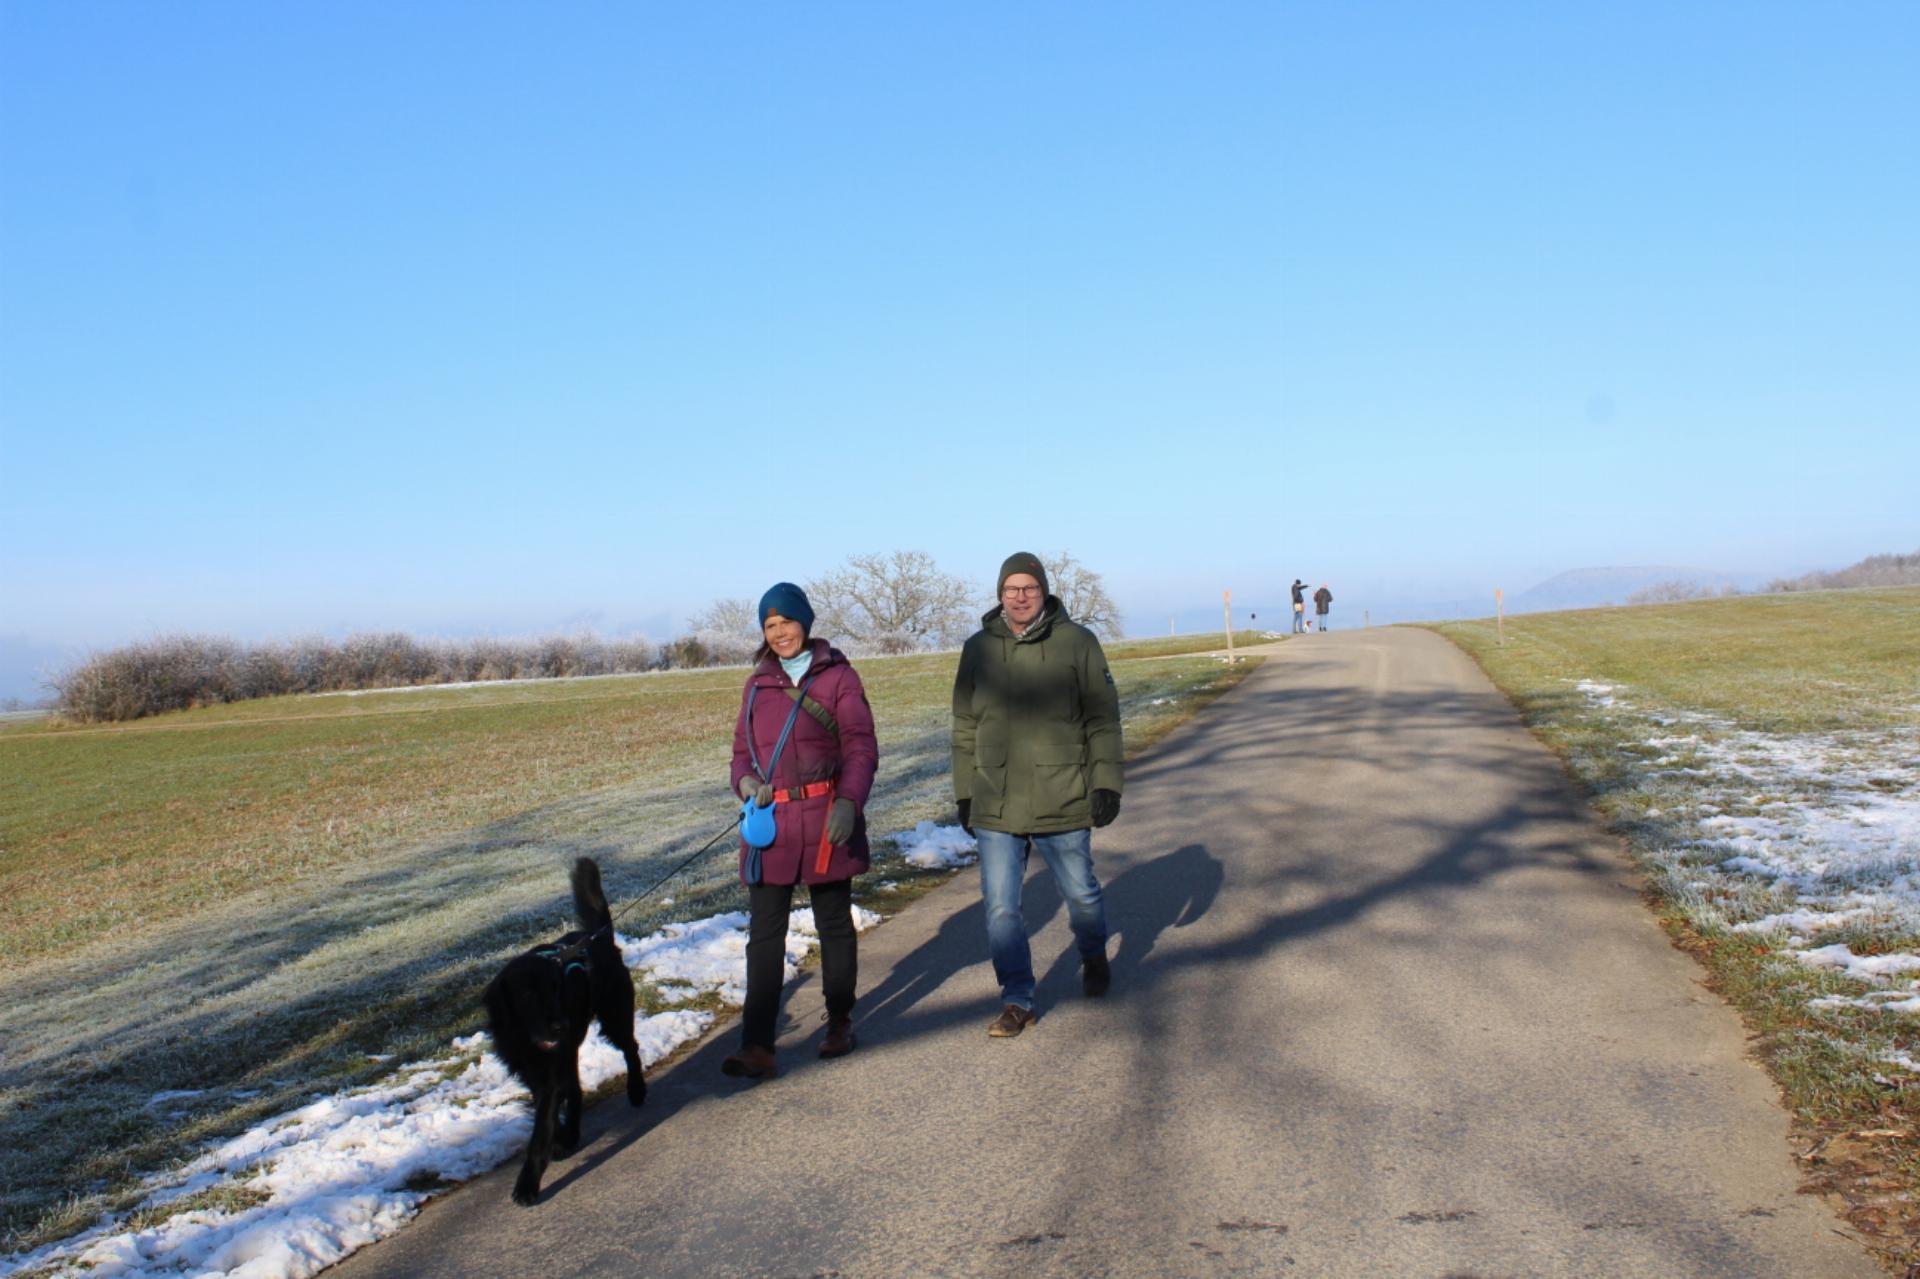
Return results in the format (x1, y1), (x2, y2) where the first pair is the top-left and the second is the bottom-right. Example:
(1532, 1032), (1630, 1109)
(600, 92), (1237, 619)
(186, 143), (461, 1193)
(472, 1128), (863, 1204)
(889, 821), (977, 869)
(1573, 674), (1920, 1021)
(1733, 907), (1876, 936)
(1790, 943), (1920, 980)
(1575, 679), (1618, 707)
(144, 1091), (208, 1110)
(2, 904), (881, 1279)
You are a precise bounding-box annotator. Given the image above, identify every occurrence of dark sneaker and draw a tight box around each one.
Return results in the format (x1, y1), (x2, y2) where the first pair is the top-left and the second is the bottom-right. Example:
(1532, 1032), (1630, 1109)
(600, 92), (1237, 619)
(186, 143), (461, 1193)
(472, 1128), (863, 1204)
(1082, 953), (1111, 998)
(987, 1004), (1036, 1038)
(819, 1015), (857, 1059)
(721, 1044), (778, 1078)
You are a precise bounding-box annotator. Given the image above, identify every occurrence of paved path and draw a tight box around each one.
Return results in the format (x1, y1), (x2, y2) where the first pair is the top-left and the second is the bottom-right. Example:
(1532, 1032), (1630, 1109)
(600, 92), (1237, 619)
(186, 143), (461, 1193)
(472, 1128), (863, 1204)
(336, 628), (1875, 1278)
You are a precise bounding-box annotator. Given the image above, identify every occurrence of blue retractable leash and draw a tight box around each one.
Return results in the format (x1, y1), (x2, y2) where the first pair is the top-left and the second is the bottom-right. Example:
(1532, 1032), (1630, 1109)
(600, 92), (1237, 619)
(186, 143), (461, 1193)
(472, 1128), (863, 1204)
(738, 671), (818, 882)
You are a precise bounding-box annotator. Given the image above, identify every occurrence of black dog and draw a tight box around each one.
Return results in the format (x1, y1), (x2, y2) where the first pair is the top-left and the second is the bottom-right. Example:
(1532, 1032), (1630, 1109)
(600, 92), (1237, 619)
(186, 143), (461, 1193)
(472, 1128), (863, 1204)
(484, 857), (647, 1205)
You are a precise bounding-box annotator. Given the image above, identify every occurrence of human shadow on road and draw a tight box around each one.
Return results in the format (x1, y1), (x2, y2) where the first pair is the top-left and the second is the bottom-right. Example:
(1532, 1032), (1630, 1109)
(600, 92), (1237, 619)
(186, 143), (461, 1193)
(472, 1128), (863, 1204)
(1036, 843), (1224, 1004)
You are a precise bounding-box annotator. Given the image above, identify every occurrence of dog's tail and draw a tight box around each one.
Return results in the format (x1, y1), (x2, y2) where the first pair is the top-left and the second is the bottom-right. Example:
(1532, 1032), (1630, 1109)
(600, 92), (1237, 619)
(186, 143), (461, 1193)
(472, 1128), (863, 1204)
(571, 857), (613, 932)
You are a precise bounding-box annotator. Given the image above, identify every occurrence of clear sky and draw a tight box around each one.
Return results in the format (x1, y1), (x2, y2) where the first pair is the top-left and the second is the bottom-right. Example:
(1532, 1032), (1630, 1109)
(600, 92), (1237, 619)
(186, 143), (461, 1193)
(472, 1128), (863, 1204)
(3, 3), (1915, 695)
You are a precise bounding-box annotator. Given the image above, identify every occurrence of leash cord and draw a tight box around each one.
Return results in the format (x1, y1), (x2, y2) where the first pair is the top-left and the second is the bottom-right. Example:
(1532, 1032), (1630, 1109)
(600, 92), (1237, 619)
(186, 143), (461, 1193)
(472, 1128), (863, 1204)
(554, 812), (741, 963)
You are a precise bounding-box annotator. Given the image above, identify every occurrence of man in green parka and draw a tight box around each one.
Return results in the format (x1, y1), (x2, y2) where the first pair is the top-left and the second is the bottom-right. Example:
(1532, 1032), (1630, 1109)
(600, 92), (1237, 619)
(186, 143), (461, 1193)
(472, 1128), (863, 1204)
(952, 551), (1123, 1037)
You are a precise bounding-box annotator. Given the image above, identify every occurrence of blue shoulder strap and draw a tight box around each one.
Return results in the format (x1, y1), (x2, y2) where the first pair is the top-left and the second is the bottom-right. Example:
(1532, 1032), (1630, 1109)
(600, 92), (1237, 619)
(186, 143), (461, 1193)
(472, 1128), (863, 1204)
(746, 670), (818, 784)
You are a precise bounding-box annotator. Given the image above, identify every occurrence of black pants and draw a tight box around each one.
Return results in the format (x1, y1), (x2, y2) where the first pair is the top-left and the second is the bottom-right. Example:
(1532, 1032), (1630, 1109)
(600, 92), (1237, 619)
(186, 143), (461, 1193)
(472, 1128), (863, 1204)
(741, 878), (856, 1051)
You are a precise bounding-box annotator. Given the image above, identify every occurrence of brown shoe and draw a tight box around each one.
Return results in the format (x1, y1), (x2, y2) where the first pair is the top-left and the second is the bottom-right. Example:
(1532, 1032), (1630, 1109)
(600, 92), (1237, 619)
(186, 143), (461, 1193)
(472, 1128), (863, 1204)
(721, 1043), (777, 1078)
(819, 1015), (857, 1059)
(986, 1004), (1036, 1038)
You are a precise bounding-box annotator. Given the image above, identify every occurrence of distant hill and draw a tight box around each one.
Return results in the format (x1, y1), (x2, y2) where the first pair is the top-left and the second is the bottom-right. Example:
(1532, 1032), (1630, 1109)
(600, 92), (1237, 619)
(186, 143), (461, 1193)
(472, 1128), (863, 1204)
(1509, 566), (1764, 613)
(1768, 549), (1920, 593)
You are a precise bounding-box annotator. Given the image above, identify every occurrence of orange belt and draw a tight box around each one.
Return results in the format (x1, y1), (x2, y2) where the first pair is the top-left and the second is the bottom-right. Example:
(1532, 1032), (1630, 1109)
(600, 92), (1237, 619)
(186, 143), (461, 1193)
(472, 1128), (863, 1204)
(771, 780), (834, 804)
(771, 779), (840, 875)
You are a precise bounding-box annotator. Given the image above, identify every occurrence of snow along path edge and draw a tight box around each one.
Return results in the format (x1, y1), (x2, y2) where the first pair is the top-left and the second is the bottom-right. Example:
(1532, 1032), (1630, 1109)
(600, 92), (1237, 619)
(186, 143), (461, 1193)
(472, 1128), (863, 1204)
(1571, 680), (1920, 1029)
(0, 875), (923, 1279)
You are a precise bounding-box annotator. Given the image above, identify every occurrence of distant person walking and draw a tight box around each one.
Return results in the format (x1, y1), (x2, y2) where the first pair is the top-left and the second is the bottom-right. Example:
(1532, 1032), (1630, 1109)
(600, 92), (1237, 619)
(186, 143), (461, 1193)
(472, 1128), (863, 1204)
(1290, 579), (1307, 633)
(724, 583), (879, 1078)
(952, 552), (1123, 1038)
(1313, 583), (1333, 632)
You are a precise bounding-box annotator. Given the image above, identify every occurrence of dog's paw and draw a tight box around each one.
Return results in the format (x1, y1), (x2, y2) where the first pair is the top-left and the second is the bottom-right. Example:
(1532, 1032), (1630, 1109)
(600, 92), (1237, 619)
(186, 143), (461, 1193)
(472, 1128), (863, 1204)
(627, 1076), (647, 1107)
(512, 1171), (543, 1206)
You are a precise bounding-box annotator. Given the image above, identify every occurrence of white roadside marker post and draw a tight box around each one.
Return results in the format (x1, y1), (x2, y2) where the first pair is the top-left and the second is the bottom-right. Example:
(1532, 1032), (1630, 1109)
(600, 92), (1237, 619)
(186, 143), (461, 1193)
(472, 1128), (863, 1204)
(1497, 589), (1505, 647)
(1223, 590), (1234, 662)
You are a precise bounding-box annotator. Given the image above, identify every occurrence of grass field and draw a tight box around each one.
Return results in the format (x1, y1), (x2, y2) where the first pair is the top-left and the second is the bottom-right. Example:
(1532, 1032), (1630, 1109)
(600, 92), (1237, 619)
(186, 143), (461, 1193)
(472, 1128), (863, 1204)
(0, 639), (1263, 1253)
(1433, 586), (1920, 1267)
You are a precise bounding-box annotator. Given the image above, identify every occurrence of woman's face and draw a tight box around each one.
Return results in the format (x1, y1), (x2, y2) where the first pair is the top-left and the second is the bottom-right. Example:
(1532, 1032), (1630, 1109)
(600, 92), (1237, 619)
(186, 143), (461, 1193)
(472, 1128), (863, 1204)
(764, 613), (807, 659)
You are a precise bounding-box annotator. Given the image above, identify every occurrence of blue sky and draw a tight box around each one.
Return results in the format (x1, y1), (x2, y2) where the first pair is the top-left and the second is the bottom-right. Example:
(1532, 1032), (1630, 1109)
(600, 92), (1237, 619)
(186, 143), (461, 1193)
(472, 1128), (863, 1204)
(2, 3), (1915, 696)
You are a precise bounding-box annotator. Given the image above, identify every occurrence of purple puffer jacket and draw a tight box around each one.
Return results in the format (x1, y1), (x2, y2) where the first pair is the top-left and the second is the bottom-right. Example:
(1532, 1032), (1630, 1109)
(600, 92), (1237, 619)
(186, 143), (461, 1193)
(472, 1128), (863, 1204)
(729, 640), (879, 886)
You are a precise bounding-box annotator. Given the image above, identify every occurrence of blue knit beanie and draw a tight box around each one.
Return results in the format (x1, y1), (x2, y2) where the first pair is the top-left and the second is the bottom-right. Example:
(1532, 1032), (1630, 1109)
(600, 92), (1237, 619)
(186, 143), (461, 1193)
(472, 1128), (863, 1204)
(757, 582), (815, 634)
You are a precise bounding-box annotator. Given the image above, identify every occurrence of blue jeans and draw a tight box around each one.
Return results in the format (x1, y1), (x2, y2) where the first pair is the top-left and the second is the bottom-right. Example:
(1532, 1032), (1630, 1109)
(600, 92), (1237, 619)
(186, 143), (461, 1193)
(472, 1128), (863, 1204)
(1291, 607), (1305, 633)
(976, 827), (1108, 1010)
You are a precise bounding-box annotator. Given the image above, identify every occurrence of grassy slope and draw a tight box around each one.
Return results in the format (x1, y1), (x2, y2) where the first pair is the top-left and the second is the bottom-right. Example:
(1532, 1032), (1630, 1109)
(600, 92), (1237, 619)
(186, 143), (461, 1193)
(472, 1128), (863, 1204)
(1103, 630), (1270, 659)
(0, 642), (1260, 968)
(1431, 586), (1920, 1268)
(0, 644), (1264, 1250)
(0, 666), (756, 965)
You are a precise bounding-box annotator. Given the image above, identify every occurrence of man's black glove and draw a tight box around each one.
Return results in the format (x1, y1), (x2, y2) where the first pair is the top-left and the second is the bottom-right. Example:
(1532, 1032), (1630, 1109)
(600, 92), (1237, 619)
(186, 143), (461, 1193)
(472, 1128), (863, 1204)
(956, 798), (973, 835)
(825, 796), (857, 845)
(1091, 789), (1121, 828)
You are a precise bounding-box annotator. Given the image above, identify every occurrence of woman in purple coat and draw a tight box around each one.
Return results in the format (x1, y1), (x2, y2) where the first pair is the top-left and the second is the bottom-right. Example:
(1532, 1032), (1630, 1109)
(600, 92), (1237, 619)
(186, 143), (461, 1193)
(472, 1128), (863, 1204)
(722, 582), (879, 1079)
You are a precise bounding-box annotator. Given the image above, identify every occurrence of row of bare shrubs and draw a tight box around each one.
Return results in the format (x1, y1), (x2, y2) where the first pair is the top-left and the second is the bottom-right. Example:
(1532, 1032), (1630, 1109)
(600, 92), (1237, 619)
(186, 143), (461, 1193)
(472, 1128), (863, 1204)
(51, 632), (664, 723)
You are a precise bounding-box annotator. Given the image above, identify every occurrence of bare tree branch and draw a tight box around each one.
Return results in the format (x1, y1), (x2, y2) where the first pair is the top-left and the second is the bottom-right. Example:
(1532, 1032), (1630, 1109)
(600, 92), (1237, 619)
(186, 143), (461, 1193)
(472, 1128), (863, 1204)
(805, 550), (975, 654)
(1044, 550), (1124, 638)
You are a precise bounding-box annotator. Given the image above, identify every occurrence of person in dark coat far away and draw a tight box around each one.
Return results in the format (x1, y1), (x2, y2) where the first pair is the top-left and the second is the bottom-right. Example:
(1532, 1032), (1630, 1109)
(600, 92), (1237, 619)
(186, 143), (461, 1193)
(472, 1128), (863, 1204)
(1313, 583), (1333, 631)
(723, 582), (879, 1078)
(952, 552), (1123, 1039)
(1290, 579), (1307, 633)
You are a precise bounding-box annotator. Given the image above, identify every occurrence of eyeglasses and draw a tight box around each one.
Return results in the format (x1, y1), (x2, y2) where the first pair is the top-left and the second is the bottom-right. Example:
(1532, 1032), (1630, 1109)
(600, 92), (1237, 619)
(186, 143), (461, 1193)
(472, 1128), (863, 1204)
(1001, 585), (1043, 598)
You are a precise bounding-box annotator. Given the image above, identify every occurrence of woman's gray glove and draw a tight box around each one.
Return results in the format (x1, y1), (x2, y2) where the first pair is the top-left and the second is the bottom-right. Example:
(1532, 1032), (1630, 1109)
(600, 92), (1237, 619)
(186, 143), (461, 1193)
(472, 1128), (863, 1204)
(738, 775), (774, 806)
(1091, 789), (1121, 828)
(825, 796), (858, 845)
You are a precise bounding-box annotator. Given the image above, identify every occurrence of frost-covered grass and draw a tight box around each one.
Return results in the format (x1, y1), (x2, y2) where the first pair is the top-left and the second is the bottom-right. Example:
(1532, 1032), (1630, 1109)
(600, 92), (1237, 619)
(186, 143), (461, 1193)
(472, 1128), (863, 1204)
(1433, 587), (1920, 1264)
(0, 646), (1259, 1258)
(0, 904), (881, 1279)
(1103, 630), (1246, 659)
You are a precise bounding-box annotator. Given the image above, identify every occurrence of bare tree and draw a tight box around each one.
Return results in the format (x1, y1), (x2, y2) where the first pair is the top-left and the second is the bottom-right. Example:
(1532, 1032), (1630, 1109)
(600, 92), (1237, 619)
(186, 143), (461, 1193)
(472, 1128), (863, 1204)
(806, 551), (975, 654)
(1768, 549), (1920, 593)
(1626, 579), (1710, 606)
(673, 598), (760, 666)
(687, 598), (761, 642)
(1043, 550), (1124, 638)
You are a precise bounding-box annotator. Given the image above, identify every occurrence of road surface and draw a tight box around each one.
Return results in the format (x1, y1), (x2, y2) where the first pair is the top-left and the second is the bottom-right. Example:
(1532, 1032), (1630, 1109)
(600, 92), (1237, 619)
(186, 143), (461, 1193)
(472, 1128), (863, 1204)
(335, 627), (1874, 1278)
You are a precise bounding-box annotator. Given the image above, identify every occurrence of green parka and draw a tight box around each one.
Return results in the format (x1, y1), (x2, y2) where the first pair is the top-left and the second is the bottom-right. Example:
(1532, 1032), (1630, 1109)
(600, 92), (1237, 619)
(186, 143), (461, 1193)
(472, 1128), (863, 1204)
(951, 598), (1123, 835)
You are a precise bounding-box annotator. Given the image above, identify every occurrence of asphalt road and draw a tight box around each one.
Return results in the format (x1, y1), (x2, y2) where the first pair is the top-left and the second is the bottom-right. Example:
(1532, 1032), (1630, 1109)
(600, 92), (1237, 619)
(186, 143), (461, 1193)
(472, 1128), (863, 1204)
(334, 627), (1876, 1278)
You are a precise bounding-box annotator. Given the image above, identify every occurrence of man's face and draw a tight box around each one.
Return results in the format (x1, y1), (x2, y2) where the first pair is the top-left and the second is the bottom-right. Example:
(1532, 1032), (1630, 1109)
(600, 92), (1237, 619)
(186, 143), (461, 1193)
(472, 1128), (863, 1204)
(1001, 572), (1044, 628)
